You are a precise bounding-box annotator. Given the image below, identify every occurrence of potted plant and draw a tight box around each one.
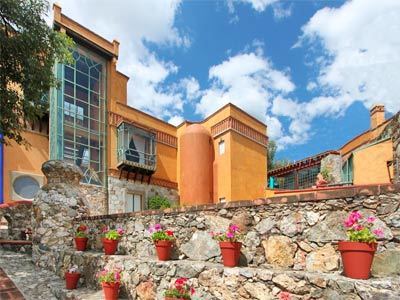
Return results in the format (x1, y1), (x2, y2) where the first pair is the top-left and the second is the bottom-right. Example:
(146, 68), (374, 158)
(75, 224), (89, 251)
(97, 267), (121, 300)
(164, 277), (195, 300)
(65, 265), (80, 290)
(101, 226), (124, 255)
(338, 211), (384, 279)
(149, 224), (174, 261)
(212, 224), (243, 267)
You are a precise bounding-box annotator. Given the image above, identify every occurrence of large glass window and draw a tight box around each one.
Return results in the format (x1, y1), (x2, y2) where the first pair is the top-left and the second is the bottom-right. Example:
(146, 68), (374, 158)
(51, 47), (107, 185)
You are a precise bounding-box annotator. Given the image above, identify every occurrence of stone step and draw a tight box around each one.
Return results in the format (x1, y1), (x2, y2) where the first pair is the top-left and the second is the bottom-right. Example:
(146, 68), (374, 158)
(51, 250), (400, 299)
(50, 286), (129, 300)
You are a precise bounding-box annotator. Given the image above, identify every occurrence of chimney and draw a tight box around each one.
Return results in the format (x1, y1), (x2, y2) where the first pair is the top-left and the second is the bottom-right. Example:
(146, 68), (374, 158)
(370, 104), (385, 129)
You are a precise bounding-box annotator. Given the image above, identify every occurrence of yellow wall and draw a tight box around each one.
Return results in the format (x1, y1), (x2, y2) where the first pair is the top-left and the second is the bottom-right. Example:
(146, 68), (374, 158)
(3, 131), (49, 202)
(212, 131), (232, 202)
(230, 132), (267, 200)
(353, 139), (393, 185)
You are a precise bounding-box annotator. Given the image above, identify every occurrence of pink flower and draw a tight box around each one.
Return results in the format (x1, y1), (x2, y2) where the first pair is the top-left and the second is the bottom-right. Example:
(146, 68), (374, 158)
(350, 211), (362, 222)
(279, 291), (291, 300)
(229, 224), (240, 232)
(344, 219), (354, 228)
(353, 224), (363, 231)
(226, 231), (234, 239)
(367, 216), (376, 223)
(117, 228), (124, 235)
(373, 228), (384, 238)
(154, 224), (162, 231)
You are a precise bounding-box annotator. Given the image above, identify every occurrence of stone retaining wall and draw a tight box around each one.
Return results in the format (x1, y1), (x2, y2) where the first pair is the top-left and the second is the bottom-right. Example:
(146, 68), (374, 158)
(107, 176), (179, 214)
(32, 160), (400, 299)
(55, 250), (400, 300)
(0, 201), (32, 240)
(76, 184), (400, 277)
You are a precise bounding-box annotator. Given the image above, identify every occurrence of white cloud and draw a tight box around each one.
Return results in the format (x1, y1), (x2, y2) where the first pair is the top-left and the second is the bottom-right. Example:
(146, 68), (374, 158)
(168, 115), (184, 126)
(299, 0), (400, 114)
(239, 0), (279, 12)
(179, 77), (201, 101)
(272, 3), (293, 20)
(50, 0), (188, 120)
(195, 51), (295, 123)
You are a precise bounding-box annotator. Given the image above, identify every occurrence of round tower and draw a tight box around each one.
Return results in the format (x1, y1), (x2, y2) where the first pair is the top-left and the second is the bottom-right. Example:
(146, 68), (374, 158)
(179, 124), (213, 205)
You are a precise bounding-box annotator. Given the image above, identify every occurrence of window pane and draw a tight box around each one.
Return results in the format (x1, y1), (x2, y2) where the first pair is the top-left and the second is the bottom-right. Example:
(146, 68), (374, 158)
(65, 66), (74, 82)
(76, 86), (88, 102)
(90, 77), (99, 91)
(90, 92), (99, 106)
(13, 176), (40, 199)
(64, 81), (74, 97)
(76, 71), (89, 88)
(76, 57), (89, 73)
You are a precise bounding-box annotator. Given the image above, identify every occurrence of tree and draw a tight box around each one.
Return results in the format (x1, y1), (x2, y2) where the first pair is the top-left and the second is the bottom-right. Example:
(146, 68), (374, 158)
(267, 140), (277, 170)
(0, 0), (74, 145)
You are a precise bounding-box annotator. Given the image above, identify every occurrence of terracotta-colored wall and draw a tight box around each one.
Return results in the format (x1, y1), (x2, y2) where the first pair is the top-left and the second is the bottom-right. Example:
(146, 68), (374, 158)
(230, 132), (267, 200)
(353, 139), (393, 185)
(3, 131), (49, 202)
(180, 125), (213, 205)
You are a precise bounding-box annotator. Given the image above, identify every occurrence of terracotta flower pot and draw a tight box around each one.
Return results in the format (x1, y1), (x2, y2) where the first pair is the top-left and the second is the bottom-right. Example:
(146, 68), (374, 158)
(75, 237), (88, 251)
(65, 272), (80, 290)
(155, 240), (173, 261)
(102, 282), (120, 300)
(219, 241), (242, 267)
(338, 241), (377, 279)
(102, 238), (119, 255)
(165, 297), (188, 300)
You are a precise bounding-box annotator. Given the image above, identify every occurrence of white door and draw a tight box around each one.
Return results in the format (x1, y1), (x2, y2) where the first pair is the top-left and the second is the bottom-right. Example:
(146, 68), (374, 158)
(126, 193), (142, 212)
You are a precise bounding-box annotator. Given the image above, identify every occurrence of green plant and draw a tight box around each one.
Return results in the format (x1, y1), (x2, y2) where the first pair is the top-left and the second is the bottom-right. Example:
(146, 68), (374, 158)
(101, 226), (124, 240)
(1, 0), (75, 145)
(149, 224), (174, 241)
(96, 268), (121, 284)
(164, 278), (195, 299)
(344, 211), (384, 243)
(212, 224), (243, 242)
(75, 224), (88, 238)
(148, 195), (171, 210)
(320, 166), (333, 182)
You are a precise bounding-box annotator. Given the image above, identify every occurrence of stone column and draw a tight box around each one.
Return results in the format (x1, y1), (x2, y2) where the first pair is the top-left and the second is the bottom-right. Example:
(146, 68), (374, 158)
(32, 160), (89, 269)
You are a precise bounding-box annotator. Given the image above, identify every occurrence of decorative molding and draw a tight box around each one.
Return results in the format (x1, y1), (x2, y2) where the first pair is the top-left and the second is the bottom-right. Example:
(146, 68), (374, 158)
(108, 112), (177, 148)
(211, 116), (268, 147)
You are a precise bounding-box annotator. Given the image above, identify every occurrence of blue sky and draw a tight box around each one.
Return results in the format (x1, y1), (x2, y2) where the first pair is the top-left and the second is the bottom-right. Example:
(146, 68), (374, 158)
(52, 0), (399, 161)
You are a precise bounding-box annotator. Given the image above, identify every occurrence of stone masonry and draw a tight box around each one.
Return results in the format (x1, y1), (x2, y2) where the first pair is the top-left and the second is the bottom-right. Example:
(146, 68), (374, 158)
(107, 176), (179, 214)
(31, 160), (400, 299)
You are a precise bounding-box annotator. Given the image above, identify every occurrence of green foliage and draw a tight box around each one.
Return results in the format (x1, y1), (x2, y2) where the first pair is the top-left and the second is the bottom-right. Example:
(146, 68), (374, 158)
(164, 289), (191, 299)
(272, 159), (292, 170)
(148, 195), (171, 210)
(75, 231), (87, 238)
(320, 166), (333, 182)
(347, 228), (377, 243)
(151, 231), (174, 242)
(0, 0), (74, 144)
(104, 230), (121, 240)
(267, 140), (277, 170)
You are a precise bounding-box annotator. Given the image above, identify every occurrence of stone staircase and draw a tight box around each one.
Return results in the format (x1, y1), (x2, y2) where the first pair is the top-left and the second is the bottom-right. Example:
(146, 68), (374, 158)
(45, 249), (400, 300)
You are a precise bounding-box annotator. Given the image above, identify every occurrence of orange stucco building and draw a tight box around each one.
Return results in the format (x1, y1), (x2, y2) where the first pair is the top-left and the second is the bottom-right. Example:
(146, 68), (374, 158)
(268, 104), (397, 193)
(1, 4), (268, 212)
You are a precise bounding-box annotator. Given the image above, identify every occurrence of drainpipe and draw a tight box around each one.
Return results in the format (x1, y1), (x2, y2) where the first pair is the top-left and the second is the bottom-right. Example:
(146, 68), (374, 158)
(0, 134), (3, 204)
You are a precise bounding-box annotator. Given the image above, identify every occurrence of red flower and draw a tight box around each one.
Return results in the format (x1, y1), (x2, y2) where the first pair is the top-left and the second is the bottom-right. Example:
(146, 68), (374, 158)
(77, 225), (87, 232)
(166, 230), (174, 236)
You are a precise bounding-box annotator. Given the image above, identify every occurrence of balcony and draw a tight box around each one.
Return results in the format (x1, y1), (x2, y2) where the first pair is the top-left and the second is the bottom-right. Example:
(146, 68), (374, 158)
(117, 122), (156, 182)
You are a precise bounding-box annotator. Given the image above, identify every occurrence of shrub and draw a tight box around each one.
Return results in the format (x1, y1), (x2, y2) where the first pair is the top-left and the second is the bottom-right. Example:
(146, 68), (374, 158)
(148, 195), (171, 210)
